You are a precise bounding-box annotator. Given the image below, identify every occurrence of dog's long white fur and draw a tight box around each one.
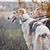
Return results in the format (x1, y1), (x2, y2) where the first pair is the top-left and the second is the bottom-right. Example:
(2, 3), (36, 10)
(33, 24), (50, 50)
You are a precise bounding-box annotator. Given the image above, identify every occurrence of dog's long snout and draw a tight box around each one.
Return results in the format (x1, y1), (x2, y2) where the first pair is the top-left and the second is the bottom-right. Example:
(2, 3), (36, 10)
(39, 33), (47, 38)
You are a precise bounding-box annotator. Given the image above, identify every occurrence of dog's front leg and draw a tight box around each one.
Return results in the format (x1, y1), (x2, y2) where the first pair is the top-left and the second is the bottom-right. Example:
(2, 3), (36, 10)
(47, 35), (50, 40)
(24, 33), (33, 50)
(45, 35), (50, 50)
(34, 35), (43, 50)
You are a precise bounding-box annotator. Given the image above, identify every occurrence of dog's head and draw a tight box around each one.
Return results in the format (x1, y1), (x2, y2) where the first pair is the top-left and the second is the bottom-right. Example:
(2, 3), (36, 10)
(7, 11), (17, 22)
(18, 8), (26, 17)
(7, 8), (27, 22)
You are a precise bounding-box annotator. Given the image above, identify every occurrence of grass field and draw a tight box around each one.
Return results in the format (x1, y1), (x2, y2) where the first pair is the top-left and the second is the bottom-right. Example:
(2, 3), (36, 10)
(0, 11), (28, 50)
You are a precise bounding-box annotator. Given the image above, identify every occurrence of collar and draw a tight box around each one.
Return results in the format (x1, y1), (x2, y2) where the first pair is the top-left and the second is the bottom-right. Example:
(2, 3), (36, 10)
(22, 19), (28, 22)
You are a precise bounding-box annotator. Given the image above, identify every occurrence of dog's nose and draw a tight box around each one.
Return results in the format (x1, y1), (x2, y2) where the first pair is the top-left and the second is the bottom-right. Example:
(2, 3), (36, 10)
(42, 33), (47, 38)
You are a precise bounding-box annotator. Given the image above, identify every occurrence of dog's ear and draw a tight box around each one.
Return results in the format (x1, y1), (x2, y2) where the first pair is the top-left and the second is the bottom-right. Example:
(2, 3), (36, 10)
(18, 8), (26, 14)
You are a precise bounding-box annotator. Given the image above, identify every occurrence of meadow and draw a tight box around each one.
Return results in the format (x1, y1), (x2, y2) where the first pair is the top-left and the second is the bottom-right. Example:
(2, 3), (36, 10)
(0, 11), (28, 50)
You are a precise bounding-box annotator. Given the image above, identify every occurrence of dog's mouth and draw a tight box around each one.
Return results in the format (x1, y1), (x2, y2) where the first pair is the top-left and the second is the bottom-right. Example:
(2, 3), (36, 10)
(39, 33), (47, 38)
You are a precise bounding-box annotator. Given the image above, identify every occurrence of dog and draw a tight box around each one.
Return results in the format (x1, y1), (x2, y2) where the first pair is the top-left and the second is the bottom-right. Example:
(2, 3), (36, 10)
(33, 22), (50, 50)
(8, 9), (35, 50)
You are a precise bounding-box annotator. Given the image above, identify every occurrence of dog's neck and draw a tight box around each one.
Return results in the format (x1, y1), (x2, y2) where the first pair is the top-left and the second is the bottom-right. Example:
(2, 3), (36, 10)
(20, 13), (30, 23)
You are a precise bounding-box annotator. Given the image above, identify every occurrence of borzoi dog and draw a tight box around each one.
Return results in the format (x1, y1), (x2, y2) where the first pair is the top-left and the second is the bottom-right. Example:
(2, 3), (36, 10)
(33, 22), (50, 50)
(8, 8), (50, 50)
(8, 9), (35, 50)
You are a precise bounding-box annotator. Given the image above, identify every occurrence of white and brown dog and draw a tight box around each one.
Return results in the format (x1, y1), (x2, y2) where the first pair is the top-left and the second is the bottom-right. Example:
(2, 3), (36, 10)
(8, 8), (35, 50)
(33, 22), (50, 50)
